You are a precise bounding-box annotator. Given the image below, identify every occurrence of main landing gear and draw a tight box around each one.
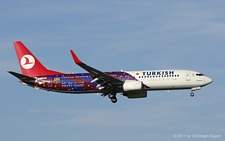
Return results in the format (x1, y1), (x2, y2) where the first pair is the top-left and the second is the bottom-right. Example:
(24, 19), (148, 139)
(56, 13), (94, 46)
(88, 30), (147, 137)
(101, 87), (118, 103)
(190, 92), (194, 97)
(108, 92), (117, 103)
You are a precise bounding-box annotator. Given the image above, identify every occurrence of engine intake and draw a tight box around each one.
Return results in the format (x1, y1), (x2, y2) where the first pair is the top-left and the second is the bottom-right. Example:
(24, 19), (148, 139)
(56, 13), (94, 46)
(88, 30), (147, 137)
(123, 80), (143, 91)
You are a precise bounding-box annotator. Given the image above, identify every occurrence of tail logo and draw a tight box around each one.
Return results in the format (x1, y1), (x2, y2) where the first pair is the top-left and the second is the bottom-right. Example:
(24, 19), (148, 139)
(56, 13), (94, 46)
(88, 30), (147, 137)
(20, 55), (35, 69)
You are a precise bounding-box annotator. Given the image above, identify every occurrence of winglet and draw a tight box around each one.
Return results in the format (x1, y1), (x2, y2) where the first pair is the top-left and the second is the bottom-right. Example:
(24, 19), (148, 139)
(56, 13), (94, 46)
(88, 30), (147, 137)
(70, 50), (82, 65)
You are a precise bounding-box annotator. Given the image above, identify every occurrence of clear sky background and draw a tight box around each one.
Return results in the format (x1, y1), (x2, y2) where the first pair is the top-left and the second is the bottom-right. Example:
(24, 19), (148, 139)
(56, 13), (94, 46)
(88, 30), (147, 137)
(0, 0), (224, 141)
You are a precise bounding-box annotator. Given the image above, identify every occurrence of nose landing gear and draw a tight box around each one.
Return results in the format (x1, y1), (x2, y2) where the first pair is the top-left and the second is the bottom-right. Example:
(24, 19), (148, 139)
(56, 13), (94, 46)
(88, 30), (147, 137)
(190, 92), (194, 97)
(190, 87), (201, 97)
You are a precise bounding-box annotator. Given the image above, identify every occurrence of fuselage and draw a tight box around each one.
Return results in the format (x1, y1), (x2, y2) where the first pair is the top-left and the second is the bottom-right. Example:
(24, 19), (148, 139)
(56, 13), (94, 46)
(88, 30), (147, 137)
(22, 69), (212, 94)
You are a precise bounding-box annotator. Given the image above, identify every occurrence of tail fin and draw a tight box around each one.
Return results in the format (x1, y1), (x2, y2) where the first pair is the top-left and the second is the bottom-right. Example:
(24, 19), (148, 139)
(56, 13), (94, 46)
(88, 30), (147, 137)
(14, 41), (62, 77)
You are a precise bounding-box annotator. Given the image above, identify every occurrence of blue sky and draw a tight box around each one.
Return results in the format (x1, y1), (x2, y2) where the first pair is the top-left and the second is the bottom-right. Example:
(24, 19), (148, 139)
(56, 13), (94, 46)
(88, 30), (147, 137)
(0, 0), (225, 141)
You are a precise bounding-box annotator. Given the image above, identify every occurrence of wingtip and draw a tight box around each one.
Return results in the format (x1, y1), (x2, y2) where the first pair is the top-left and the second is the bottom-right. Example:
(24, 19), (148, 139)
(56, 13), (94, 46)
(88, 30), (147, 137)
(70, 50), (82, 65)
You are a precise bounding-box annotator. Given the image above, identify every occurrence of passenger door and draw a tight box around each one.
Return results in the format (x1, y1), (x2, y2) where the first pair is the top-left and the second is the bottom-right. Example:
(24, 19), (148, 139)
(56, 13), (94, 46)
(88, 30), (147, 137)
(186, 72), (191, 81)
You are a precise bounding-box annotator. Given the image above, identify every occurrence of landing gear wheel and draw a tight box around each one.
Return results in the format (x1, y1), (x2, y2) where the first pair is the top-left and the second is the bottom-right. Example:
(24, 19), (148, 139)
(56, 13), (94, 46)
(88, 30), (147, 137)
(108, 94), (115, 99)
(111, 98), (117, 103)
(108, 91), (117, 103)
(190, 92), (194, 97)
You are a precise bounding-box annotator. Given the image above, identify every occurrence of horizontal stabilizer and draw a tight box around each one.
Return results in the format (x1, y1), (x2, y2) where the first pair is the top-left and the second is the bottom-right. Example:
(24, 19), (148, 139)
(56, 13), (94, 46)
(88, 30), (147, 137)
(8, 71), (35, 81)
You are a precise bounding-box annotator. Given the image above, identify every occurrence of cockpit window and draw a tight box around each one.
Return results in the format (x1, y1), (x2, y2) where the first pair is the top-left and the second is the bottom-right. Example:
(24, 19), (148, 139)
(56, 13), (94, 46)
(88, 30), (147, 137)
(196, 73), (204, 76)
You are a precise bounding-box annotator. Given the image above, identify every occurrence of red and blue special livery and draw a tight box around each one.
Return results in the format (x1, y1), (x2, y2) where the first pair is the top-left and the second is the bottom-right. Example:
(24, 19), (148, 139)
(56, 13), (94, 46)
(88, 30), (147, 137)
(8, 41), (212, 103)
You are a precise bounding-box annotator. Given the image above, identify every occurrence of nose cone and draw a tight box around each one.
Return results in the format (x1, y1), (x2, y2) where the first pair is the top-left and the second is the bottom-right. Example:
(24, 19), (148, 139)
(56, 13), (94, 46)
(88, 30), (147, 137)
(205, 76), (213, 85)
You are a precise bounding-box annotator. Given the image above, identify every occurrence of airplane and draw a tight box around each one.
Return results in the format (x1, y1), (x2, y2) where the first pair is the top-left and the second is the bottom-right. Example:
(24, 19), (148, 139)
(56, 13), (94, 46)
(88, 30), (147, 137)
(8, 41), (213, 103)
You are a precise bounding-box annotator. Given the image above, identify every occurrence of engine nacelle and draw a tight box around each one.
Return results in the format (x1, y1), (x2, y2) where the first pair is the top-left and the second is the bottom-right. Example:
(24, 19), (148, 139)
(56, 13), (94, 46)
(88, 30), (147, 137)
(123, 80), (143, 91)
(123, 90), (147, 98)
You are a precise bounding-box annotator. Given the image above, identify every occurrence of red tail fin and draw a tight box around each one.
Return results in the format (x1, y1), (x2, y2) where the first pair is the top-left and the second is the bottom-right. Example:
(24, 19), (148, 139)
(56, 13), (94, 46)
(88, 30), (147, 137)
(14, 41), (62, 77)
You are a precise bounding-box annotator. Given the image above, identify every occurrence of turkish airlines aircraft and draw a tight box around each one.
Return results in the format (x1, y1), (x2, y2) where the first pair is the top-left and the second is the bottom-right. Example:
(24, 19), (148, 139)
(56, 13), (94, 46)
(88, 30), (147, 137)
(8, 41), (213, 103)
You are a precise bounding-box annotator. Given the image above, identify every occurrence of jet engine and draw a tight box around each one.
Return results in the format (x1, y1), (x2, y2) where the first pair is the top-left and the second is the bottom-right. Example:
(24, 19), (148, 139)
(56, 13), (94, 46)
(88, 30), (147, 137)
(123, 90), (147, 98)
(123, 80), (143, 91)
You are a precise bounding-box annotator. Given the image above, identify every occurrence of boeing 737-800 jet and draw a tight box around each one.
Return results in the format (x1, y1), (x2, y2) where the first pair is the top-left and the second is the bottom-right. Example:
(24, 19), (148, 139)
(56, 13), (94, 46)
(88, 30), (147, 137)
(8, 41), (213, 103)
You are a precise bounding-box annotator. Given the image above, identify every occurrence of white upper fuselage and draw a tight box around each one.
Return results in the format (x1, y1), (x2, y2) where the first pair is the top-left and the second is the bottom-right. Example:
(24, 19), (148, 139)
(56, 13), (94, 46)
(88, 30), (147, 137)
(127, 70), (212, 90)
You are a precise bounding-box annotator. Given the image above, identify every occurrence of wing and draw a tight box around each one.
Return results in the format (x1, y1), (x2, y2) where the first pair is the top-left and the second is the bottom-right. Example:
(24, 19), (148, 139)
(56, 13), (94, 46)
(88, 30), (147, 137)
(70, 50), (124, 92)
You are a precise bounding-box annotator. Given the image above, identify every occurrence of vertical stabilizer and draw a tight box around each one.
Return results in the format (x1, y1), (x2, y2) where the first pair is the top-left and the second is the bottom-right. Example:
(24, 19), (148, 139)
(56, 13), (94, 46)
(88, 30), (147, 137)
(14, 41), (62, 76)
